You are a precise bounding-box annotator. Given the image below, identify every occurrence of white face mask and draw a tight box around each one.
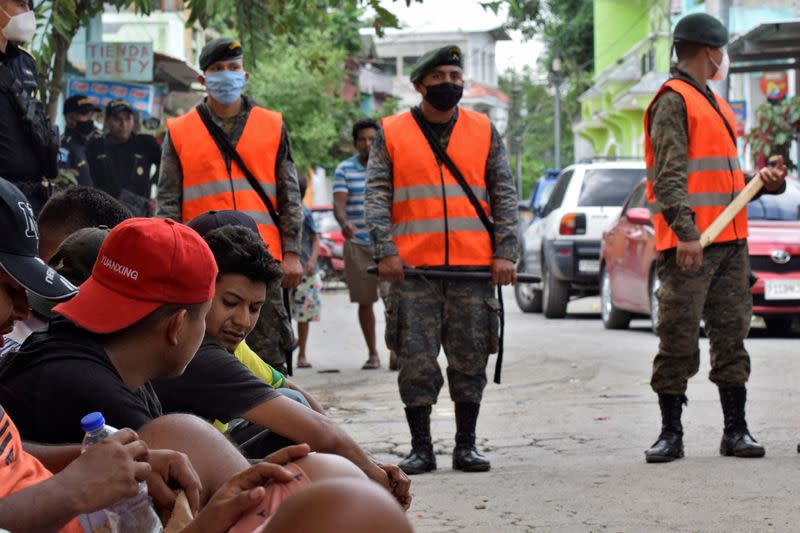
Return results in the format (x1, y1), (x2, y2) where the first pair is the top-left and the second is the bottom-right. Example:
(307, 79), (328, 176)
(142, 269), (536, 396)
(0, 6), (36, 44)
(710, 48), (729, 82)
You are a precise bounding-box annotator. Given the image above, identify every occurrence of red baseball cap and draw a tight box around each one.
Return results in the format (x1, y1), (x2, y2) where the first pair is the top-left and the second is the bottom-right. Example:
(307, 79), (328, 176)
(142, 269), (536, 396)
(54, 218), (218, 333)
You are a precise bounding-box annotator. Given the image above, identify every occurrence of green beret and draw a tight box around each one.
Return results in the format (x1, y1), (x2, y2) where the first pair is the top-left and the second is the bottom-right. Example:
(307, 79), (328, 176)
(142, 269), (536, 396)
(409, 45), (463, 83)
(199, 37), (244, 71)
(673, 13), (729, 48)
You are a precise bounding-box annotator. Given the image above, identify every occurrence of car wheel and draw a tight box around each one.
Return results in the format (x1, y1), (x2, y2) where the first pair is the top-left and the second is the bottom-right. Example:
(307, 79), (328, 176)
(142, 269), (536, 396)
(542, 262), (569, 319)
(600, 267), (631, 329)
(514, 260), (542, 313)
(649, 272), (660, 335)
(764, 317), (795, 336)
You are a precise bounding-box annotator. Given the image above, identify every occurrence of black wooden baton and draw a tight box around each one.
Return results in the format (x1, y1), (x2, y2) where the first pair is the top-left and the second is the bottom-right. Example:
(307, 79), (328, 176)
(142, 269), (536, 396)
(366, 266), (540, 283)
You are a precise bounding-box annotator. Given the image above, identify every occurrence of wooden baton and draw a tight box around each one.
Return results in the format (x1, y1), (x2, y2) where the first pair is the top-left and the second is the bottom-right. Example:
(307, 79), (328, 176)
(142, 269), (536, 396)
(699, 175), (762, 248)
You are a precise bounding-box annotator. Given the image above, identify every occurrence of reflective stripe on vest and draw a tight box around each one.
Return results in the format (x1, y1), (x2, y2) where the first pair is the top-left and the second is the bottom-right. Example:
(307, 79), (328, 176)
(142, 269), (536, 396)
(643, 79), (747, 251)
(167, 107), (284, 260)
(383, 108), (493, 267)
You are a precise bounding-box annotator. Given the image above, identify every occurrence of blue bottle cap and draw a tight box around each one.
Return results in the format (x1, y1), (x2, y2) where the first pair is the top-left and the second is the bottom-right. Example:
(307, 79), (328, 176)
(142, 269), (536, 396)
(80, 412), (105, 432)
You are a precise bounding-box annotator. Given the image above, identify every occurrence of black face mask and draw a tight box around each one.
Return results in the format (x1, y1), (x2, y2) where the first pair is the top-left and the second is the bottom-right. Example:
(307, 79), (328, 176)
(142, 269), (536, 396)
(75, 119), (95, 136)
(423, 82), (463, 112)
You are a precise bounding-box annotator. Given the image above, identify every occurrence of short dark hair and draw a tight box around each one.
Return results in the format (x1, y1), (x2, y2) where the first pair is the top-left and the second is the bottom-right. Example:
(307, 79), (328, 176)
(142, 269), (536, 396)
(352, 119), (380, 142)
(674, 42), (704, 62)
(38, 186), (132, 233)
(203, 225), (282, 286)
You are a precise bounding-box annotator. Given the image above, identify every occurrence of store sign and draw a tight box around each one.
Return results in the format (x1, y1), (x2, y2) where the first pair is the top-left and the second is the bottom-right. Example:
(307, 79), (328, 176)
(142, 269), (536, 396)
(759, 72), (788, 101)
(86, 42), (154, 82)
(729, 100), (747, 137)
(66, 78), (165, 118)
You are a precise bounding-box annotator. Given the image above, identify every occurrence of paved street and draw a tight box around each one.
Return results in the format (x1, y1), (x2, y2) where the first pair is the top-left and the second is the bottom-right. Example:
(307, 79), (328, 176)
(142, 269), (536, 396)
(296, 287), (800, 532)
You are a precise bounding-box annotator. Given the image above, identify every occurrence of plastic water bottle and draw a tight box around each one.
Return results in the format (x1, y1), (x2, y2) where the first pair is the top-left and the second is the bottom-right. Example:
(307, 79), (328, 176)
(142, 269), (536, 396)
(77, 412), (162, 533)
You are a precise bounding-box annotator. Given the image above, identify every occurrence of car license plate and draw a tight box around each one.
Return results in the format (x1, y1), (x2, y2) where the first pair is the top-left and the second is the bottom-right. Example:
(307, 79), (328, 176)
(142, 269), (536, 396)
(578, 260), (600, 273)
(764, 279), (800, 300)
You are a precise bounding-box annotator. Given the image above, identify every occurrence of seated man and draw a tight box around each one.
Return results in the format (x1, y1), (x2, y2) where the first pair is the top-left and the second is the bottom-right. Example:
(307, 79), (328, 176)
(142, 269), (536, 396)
(152, 224), (410, 505)
(0, 178), (413, 529)
(36, 185), (132, 262)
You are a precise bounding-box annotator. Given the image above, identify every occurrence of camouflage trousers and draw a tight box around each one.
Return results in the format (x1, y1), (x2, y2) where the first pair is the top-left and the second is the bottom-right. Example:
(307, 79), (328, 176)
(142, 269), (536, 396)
(652, 242), (752, 395)
(246, 284), (295, 374)
(385, 277), (501, 406)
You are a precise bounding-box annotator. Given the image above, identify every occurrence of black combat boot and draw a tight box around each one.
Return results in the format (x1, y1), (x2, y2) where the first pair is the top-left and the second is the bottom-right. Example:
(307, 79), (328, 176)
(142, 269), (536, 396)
(718, 386), (765, 458)
(452, 402), (491, 472)
(398, 406), (436, 475)
(645, 394), (686, 463)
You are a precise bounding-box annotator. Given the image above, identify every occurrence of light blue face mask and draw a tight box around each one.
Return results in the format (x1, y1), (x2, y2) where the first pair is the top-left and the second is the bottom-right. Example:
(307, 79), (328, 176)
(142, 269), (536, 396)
(204, 71), (246, 105)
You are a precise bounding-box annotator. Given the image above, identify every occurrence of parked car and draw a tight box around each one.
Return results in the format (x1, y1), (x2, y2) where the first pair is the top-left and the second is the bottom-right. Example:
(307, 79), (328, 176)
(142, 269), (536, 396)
(599, 177), (800, 334)
(518, 169), (560, 231)
(311, 205), (345, 283)
(516, 161), (647, 318)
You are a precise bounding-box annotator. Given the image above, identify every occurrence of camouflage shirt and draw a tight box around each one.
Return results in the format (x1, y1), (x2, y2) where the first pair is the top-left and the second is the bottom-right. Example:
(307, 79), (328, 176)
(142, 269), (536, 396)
(365, 107), (519, 264)
(649, 68), (781, 243)
(156, 95), (303, 255)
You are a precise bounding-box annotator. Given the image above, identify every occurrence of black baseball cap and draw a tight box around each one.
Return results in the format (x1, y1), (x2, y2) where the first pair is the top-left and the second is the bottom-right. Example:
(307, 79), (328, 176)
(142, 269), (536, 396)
(0, 178), (78, 299)
(27, 226), (110, 318)
(105, 99), (134, 117)
(63, 94), (101, 115)
(187, 210), (259, 237)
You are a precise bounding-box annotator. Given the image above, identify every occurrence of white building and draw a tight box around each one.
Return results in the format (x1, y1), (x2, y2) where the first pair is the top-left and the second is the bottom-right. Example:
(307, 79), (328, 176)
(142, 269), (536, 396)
(359, 26), (510, 131)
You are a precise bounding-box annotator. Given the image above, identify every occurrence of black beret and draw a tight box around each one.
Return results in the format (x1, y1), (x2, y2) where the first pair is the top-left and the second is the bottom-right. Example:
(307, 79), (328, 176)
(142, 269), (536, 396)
(199, 37), (244, 71)
(63, 94), (101, 115)
(409, 45), (463, 83)
(673, 13), (729, 48)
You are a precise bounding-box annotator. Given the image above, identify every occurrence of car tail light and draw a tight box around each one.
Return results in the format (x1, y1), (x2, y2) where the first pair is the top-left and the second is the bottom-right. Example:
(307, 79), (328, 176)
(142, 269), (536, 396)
(559, 213), (586, 235)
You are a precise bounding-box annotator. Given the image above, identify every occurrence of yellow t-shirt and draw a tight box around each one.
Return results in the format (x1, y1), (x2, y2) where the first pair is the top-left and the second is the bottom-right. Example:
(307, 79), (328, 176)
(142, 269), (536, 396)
(212, 340), (286, 433)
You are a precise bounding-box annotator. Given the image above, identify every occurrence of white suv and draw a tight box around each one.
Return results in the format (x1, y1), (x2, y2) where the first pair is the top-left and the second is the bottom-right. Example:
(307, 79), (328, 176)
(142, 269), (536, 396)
(515, 161), (646, 318)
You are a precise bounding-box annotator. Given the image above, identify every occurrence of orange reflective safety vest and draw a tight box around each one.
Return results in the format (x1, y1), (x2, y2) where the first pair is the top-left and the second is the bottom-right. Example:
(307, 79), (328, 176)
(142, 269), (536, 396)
(382, 108), (493, 267)
(644, 78), (747, 251)
(167, 107), (283, 260)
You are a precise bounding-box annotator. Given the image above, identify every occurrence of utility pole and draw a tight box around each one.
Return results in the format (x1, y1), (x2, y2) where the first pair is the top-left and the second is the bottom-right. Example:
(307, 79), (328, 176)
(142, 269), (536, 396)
(511, 73), (524, 195)
(551, 54), (563, 170)
(718, 0), (731, 100)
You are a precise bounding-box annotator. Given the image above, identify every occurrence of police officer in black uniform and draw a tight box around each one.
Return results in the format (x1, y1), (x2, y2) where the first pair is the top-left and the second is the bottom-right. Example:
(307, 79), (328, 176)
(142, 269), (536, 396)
(60, 94), (101, 186)
(86, 99), (161, 216)
(0, 0), (60, 213)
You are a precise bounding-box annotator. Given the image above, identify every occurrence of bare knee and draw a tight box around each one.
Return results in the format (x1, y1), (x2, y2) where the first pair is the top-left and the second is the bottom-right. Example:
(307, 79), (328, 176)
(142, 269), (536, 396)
(265, 478), (412, 533)
(292, 453), (366, 482)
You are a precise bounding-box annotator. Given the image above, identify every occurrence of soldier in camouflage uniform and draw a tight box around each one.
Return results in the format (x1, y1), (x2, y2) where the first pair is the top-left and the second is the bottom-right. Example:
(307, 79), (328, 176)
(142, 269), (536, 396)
(366, 45), (518, 475)
(156, 38), (303, 373)
(644, 14), (787, 463)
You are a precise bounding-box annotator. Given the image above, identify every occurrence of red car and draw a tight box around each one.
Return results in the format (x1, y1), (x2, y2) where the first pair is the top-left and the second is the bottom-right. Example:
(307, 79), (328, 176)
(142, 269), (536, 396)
(599, 178), (800, 334)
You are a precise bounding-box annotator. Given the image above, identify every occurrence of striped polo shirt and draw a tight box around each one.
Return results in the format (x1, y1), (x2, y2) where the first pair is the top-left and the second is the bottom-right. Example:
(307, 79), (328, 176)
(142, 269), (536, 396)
(332, 155), (370, 245)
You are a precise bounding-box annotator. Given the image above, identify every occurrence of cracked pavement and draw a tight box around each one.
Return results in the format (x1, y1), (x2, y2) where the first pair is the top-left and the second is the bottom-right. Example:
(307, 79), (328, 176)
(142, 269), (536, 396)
(294, 288), (800, 532)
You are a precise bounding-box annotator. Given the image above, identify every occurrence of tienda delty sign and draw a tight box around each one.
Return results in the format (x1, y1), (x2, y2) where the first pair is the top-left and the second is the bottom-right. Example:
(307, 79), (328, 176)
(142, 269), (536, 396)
(86, 42), (154, 82)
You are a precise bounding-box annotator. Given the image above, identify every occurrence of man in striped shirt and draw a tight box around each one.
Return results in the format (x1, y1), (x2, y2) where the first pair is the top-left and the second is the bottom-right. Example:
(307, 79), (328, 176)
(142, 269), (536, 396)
(334, 119), (395, 370)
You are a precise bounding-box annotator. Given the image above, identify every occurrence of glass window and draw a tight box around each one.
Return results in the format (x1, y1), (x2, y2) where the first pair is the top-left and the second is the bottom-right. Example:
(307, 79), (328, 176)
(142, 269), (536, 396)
(542, 170), (573, 217)
(622, 182), (647, 213)
(577, 168), (647, 207)
(533, 180), (557, 211)
(747, 179), (800, 221)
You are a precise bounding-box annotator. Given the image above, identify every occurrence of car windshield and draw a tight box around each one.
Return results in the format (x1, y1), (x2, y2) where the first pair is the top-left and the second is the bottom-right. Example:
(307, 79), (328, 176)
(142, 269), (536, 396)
(577, 168), (647, 207)
(748, 179), (800, 221)
(312, 210), (341, 233)
(534, 180), (557, 209)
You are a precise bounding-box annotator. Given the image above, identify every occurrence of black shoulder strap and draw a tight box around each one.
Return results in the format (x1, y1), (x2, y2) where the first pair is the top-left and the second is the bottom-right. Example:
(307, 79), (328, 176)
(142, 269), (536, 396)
(409, 107), (495, 244)
(194, 104), (280, 228)
(408, 107), (506, 385)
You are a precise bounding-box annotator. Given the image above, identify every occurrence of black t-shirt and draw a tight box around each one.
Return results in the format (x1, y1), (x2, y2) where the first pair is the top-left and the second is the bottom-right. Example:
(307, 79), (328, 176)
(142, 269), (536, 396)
(0, 317), (162, 444)
(152, 337), (279, 424)
(86, 133), (161, 200)
(0, 44), (43, 185)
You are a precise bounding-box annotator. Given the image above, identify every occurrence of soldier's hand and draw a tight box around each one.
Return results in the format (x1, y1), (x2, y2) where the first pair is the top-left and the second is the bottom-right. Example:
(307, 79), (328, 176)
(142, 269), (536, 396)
(378, 255), (405, 282)
(281, 253), (303, 289)
(676, 240), (703, 271)
(758, 155), (787, 193)
(490, 258), (516, 286)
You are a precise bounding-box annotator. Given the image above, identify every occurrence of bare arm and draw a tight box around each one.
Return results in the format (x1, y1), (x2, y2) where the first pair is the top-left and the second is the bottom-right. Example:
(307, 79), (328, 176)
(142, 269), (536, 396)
(284, 378), (324, 414)
(240, 396), (389, 489)
(308, 233), (321, 271)
(0, 477), (80, 533)
(23, 442), (81, 473)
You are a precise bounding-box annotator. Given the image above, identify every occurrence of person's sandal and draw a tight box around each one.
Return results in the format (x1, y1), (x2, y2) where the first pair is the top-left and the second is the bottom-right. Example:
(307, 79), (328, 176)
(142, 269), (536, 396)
(361, 356), (381, 370)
